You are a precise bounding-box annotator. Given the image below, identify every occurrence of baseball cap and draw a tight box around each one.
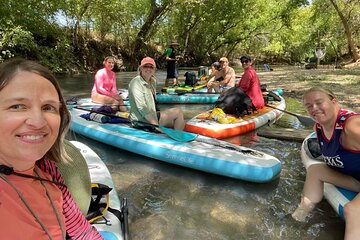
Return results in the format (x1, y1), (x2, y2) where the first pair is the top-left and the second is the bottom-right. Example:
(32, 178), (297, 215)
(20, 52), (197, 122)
(140, 57), (156, 67)
(219, 57), (228, 62)
(240, 55), (252, 62)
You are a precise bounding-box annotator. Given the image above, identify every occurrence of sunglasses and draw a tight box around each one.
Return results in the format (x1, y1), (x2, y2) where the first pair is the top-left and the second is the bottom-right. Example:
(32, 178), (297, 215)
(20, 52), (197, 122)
(241, 60), (249, 64)
(142, 65), (155, 69)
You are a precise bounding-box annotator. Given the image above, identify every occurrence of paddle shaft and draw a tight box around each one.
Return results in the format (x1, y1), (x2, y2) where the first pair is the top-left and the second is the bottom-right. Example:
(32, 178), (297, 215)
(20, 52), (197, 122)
(121, 198), (129, 240)
(173, 91), (219, 95)
(265, 104), (315, 127)
(69, 103), (130, 107)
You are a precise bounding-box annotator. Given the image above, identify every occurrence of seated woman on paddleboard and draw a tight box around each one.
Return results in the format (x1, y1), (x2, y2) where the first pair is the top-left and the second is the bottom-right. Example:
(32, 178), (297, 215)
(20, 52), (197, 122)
(91, 56), (127, 112)
(128, 57), (185, 130)
(0, 59), (102, 239)
(292, 87), (360, 239)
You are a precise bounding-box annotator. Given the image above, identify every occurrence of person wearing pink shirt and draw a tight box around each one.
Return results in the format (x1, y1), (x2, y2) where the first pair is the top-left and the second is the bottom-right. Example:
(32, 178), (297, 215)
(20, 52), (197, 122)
(0, 59), (103, 240)
(237, 55), (264, 110)
(91, 56), (127, 112)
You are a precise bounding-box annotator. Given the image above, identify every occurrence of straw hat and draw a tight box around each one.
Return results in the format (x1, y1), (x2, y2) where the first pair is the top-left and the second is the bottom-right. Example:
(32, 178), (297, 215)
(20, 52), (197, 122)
(170, 41), (179, 46)
(57, 140), (91, 215)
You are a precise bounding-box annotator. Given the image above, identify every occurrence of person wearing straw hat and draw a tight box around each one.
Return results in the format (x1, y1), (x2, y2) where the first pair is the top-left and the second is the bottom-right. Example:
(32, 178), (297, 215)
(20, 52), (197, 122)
(164, 41), (181, 87)
(128, 57), (185, 130)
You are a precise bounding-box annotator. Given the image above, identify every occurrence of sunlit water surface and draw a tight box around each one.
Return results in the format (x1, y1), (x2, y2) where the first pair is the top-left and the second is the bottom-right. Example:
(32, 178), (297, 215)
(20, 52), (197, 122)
(59, 70), (345, 240)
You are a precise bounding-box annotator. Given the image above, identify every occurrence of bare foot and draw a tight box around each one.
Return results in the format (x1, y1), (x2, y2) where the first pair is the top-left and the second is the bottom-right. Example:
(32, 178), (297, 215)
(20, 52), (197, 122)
(292, 197), (315, 222)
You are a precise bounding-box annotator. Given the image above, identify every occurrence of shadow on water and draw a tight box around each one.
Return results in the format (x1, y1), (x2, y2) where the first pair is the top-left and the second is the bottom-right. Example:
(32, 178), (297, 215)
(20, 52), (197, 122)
(62, 70), (345, 240)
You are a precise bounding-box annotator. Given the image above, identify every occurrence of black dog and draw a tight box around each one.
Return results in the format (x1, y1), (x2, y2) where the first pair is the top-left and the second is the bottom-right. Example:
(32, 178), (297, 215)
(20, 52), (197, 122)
(215, 87), (252, 117)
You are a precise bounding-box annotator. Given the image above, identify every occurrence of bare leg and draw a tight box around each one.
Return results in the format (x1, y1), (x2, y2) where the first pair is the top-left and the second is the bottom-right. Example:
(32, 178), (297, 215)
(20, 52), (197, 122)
(91, 92), (127, 112)
(292, 164), (360, 222)
(165, 78), (176, 87)
(175, 77), (181, 86)
(344, 194), (360, 240)
(159, 108), (185, 130)
(116, 97), (128, 112)
(164, 78), (170, 87)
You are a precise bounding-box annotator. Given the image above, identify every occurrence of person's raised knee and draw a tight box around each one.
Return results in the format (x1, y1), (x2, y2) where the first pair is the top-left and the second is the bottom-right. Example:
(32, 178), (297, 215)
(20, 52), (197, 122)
(343, 201), (358, 221)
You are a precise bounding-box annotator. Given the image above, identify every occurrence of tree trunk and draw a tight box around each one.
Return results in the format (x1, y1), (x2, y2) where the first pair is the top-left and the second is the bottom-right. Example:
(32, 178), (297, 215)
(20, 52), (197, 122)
(329, 0), (360, 61)
(130, 0), (172, 70)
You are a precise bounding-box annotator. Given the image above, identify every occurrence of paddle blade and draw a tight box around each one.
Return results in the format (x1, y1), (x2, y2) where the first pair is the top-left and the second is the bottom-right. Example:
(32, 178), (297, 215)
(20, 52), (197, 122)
(159, 126), (198, 142)
(297, 115), (316, 127)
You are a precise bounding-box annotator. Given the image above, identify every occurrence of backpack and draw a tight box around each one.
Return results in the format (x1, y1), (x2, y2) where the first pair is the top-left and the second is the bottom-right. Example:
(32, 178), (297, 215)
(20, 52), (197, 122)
(184, 71), (197, 86)
(214, 87), (252, 117)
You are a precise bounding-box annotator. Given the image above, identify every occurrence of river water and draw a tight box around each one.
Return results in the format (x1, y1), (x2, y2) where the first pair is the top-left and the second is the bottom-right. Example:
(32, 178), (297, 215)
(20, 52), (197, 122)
(59, 70), (345, 240)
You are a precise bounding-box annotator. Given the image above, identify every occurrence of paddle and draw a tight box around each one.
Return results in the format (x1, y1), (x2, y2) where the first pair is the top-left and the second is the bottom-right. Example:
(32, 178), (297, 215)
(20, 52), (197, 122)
(120, 198), (129, 240)
(68, 103), (130, 108)
(73, 107), (198, 142)
(265, 104), (315, 127)
(172, 91), (220, 96)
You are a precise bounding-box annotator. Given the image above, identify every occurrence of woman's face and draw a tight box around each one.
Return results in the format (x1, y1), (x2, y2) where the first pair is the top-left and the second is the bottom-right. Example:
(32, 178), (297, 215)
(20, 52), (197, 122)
(303, 91), (338, 125)
(104, 58), (115, 70)
(0, 71), (61, 170)
(141, 64), (156, 80)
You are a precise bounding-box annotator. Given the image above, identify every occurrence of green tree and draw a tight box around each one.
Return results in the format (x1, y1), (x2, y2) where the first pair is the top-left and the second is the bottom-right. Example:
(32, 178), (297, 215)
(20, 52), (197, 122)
(327, 0), (360, 61)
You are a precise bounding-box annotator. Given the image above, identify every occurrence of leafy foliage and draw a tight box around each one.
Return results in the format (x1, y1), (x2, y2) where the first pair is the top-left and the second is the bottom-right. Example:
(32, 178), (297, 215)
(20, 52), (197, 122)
(0, 0), (358, 72)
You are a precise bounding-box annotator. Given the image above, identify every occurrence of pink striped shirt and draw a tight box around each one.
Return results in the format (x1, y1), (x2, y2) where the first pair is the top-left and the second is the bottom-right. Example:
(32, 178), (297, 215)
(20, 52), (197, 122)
(0, 159), (103, 240)
(38, 159), (103, 239)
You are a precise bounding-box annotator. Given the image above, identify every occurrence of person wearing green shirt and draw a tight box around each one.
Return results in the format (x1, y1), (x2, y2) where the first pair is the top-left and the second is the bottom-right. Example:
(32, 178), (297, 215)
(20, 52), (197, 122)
(164, 41), (180, 87)
(128, 57), (185, 130)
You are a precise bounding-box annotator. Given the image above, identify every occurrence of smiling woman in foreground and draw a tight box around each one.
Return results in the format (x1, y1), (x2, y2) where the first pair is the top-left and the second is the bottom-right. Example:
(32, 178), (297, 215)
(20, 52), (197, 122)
(292, 87), (360, 240)
(0, 59), (102, 240)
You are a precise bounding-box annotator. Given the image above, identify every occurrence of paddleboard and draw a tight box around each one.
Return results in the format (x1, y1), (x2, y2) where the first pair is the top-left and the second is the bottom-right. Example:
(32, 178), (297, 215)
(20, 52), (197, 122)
(156, 92), (220, 104)
(71, 141), (127, 239)
(161, 82), (208, 94)
(69, 107), (282, 183)
(184, 96), (286, 139)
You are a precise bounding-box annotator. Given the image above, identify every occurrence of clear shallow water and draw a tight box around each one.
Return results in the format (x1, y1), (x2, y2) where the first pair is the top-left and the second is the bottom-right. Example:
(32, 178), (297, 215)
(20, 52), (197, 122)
(60, 70), (345, 240)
